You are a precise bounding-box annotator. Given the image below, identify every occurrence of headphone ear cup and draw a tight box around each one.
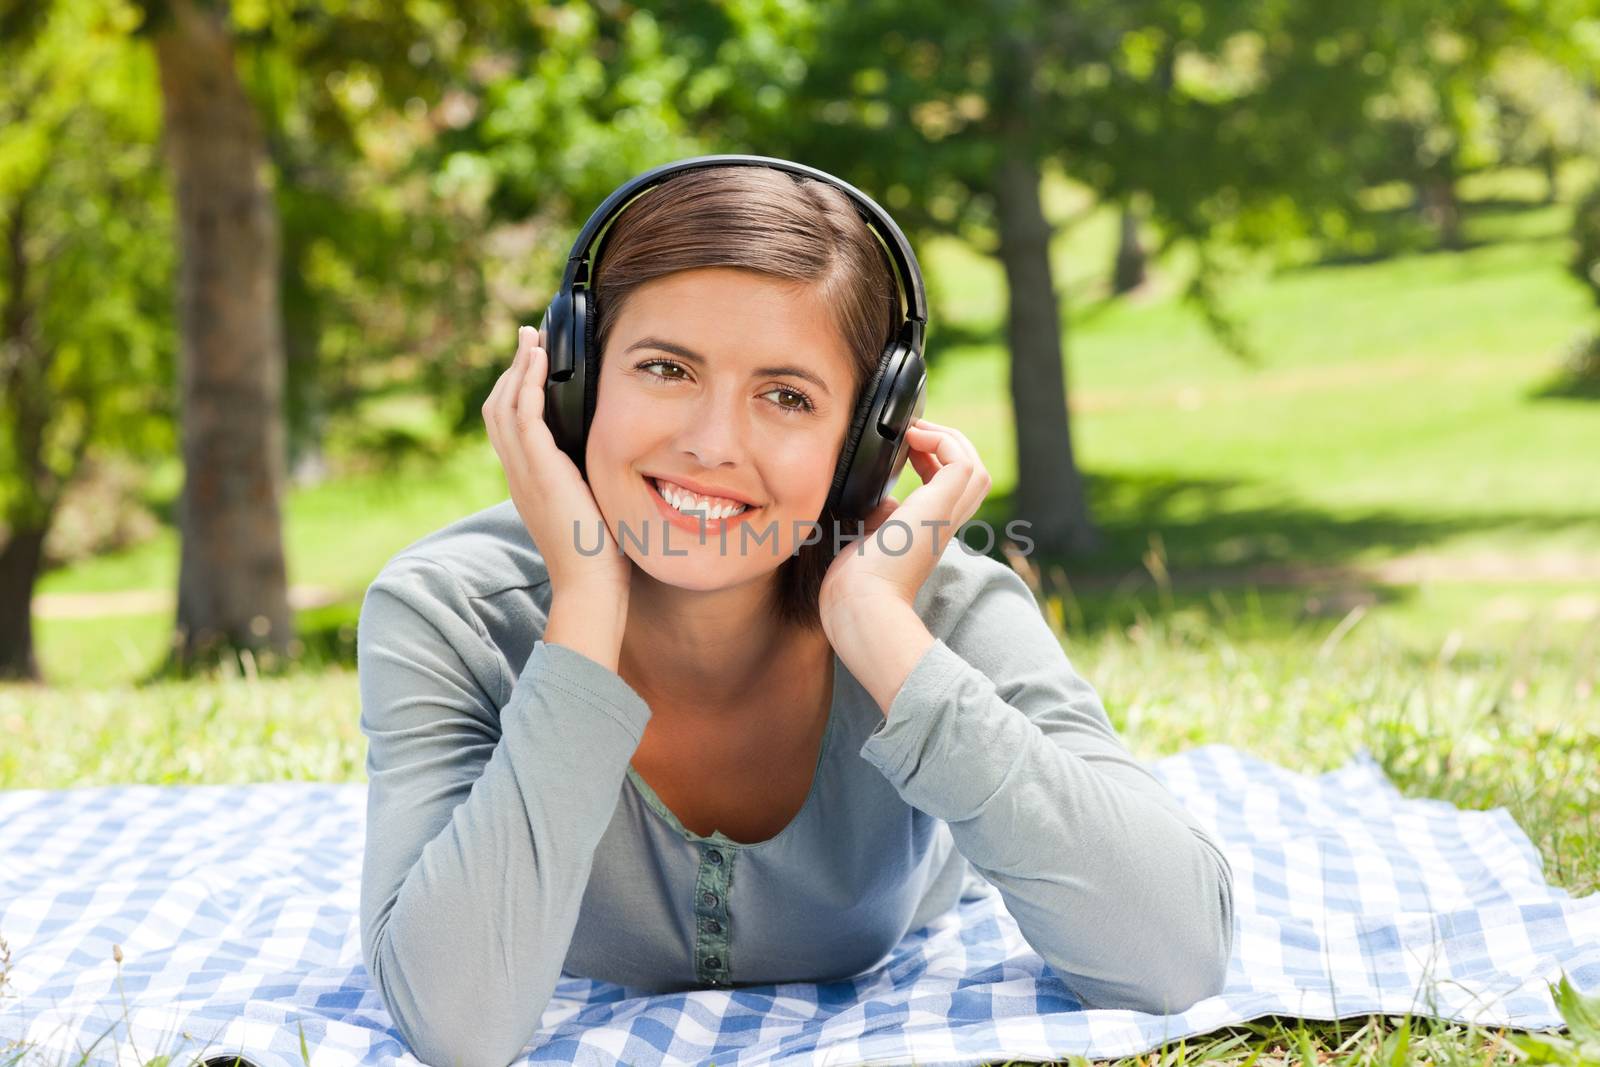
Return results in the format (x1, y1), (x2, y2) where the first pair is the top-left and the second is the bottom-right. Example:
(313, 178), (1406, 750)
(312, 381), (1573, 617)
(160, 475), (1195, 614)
(830, 343), (927, 522)
(551, 286), (597, 480)
(577, 288), (600, 446)
(882, 352), (927, 490)
(828, 347), (895, 521)
(539, 291), (584, 471)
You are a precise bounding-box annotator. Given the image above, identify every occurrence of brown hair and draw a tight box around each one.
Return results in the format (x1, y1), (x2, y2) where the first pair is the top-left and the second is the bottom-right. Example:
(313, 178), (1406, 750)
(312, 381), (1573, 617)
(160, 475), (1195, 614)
(589, 164), (901, 632)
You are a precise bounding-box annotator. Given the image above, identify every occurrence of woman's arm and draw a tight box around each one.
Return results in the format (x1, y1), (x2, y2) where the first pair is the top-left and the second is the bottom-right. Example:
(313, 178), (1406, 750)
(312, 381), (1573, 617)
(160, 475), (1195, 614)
(357, 556), (650, 1067)
(847, 553), (1234, 1016)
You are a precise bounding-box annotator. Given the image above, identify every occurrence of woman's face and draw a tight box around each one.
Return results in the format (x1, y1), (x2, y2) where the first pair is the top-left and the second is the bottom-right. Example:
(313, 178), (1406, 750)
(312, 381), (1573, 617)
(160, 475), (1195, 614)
(586, 266), (859, 592)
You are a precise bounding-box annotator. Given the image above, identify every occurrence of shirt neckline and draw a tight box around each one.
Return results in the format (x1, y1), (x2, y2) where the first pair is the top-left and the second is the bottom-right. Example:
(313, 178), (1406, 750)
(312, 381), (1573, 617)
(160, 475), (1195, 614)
(624, 650), (843, 850)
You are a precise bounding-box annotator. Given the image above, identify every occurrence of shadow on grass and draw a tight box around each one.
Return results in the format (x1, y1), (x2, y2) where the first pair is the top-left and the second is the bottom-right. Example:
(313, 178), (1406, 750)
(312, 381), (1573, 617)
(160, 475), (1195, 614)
(1528, 333), (1600, 402)
(133, 599), (362, 686)
(1283, 194), (1568, 271)
(985, 469), (1596, 572)
(961, 468), (1598, 640)
(1531, 374), (1600, 401)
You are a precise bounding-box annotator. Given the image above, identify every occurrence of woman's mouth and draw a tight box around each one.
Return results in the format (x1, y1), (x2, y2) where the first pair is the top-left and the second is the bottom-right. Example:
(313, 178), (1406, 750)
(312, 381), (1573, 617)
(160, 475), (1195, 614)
(645, 475), (760, 531)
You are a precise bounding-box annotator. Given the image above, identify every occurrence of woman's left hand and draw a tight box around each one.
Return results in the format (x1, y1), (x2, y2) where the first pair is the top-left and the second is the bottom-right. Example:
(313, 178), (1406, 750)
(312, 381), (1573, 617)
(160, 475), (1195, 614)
(818, 418), (992, 639)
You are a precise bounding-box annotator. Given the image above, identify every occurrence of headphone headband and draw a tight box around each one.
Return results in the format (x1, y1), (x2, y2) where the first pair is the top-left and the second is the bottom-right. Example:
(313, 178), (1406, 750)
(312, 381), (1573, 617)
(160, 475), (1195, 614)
(559, 154), (928, 330)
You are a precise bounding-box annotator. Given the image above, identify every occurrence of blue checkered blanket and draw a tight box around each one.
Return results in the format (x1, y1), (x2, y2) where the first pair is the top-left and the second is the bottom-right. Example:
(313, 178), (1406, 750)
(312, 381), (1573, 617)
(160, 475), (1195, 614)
(2, 743), (1595, 1067)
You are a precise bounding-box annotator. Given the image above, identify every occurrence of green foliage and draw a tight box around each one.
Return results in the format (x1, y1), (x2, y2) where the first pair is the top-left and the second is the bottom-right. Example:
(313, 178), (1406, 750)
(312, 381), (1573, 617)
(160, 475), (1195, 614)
(206, 1), (740, 455)
(1508, 975), (1600, 1064)
(224, 1), (510, 477)
(1486, 48), (1599, 182)
(0, 0), (175, 527)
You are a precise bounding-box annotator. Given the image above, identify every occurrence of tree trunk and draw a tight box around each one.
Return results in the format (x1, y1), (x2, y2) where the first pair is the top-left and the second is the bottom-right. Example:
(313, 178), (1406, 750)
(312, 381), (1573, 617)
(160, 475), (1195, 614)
(1417, 174), (1463, 250)
(1112, 202), (1147, 295)
(0, 186), (50, 682)
(274, 140), (332, 491)
(993, 142), (1102, 558)
(0, 527), (45, 682)
(283, 230), (329, 488)
(153, 0), (294, 670)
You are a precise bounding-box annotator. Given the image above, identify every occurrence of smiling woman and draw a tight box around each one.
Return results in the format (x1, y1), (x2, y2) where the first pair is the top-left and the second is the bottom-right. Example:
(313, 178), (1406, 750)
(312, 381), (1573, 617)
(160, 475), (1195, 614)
(584, 163), (900, 632)
(355, 158), (1235, 1067)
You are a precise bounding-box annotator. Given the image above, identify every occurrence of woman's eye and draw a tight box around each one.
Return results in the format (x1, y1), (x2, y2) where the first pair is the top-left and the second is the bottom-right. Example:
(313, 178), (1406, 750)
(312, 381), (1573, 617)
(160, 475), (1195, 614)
(638, 359), (688, 380)
(769, 387), (815, 415)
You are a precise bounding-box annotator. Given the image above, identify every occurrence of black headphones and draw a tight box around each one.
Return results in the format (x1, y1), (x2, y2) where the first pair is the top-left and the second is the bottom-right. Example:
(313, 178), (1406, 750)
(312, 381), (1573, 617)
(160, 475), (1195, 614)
(537, 154), (928, 523)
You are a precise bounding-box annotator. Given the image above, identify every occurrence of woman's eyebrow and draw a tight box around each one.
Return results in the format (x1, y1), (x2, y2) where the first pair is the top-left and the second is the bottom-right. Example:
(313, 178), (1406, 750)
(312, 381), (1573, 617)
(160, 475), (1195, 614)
(624, 336), (833, 397)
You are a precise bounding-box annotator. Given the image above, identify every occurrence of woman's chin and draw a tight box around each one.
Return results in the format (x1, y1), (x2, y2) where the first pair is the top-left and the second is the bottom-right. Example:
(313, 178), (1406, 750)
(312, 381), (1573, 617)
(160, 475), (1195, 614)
(625, 533), (783, 591)
(632, 559), (769, 594)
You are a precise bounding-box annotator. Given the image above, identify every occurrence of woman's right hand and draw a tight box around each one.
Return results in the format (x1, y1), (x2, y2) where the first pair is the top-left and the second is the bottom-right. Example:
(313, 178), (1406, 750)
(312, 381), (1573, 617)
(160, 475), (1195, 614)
(483, 324), (632, 601)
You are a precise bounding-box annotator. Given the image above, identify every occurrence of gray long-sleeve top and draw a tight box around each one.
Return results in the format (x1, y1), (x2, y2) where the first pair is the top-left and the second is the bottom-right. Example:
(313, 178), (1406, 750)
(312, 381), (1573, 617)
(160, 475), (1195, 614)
(356, 499), (1235, 1067)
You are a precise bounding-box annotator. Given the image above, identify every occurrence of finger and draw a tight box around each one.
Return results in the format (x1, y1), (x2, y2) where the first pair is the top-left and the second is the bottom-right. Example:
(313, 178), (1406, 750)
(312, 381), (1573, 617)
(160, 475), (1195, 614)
(515, 332), (549, 431)
(488, 331), (537, 476)
(485, 326), (532, 422)
(906, 422), (971, 475)
(919, 422), (991, 516)
(903, 426), (957, 489)
(498, 327), (536, 437)
(900, 425), (983, 529)
(909, 422), (984, 492)
(910, 419), (977, 463)
(904, 424), (945, 479)
(483, 358), (522, 466)
(908, 448), (939, 485)
(957, 467), (993, 523)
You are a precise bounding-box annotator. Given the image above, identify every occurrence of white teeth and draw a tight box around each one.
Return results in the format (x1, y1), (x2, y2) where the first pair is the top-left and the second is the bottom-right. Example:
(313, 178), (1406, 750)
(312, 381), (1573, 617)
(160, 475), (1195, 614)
(652, 478), (749, 519)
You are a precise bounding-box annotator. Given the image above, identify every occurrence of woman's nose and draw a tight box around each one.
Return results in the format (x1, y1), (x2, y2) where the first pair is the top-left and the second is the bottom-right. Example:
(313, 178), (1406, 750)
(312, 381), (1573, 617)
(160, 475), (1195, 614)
(677, 392), (752, 468)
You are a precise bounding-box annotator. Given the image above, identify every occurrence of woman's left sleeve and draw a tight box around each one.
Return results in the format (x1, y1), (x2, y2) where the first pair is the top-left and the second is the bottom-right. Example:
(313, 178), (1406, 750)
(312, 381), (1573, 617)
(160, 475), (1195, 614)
(857, 553), (1235, 1016)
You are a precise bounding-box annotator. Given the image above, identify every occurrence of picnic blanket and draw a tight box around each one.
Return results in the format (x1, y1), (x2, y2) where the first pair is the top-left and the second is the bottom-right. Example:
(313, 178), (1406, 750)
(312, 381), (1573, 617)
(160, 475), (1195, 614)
(2, 743), (1596, 1067)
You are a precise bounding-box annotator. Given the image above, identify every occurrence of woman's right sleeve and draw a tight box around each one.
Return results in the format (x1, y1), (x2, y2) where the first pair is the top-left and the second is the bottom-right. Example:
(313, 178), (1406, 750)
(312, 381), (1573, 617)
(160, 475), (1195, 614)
(355, 557), (652, 1067)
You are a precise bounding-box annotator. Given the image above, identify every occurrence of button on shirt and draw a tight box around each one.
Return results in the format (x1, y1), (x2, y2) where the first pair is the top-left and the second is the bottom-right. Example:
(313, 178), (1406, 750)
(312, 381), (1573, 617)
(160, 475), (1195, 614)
(356, 500), (1235, 1067)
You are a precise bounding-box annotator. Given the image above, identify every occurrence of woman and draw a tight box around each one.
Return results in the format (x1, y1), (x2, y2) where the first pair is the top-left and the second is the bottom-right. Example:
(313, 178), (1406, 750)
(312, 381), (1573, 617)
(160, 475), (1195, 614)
(356, 163), (1234, 1067)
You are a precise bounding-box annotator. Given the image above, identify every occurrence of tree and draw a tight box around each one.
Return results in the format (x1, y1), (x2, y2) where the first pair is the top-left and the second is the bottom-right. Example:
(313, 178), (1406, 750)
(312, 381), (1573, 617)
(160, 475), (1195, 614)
(1112, 202), (1149, 296)
(408, 2), (723, 435)
(1336, 0), (1589, 249)
(0, 0), (174, 681)
(133, 0), (293, 672)
(230, 3), (502, 485)
(1485, 48), (1600, 204)
(2, 0), (508, 680)
(128, 0), (513, 673)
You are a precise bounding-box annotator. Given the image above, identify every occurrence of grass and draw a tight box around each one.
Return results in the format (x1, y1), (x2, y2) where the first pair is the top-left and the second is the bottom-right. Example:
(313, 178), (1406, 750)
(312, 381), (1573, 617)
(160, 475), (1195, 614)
(5, 162), (1600, 1063)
